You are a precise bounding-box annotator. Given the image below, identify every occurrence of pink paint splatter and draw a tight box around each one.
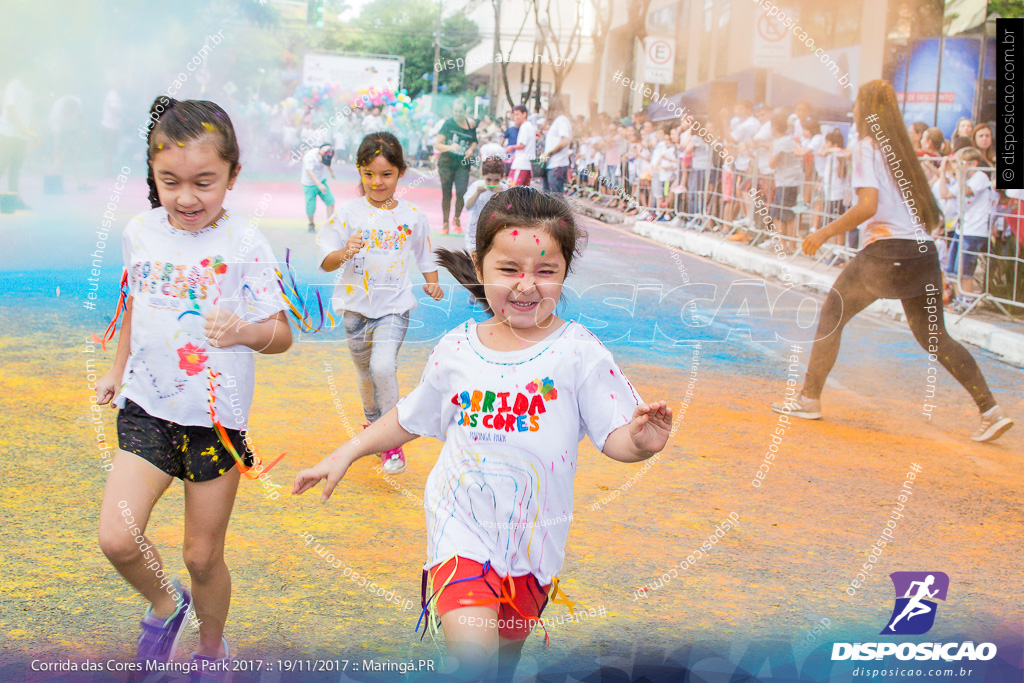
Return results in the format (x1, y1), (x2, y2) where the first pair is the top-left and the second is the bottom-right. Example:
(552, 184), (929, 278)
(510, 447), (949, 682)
(511, 230), (518, 238)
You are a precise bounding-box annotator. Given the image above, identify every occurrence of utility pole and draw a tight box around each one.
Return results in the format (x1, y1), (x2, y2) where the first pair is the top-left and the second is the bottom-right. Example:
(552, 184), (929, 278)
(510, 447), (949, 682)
(432, 0), (442, 103)
(488, 0), (502, 116)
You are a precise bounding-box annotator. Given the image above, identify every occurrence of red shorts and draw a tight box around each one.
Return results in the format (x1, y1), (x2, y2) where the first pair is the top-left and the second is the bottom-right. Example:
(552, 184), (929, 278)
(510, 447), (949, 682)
(508, 169), (533, 187)
(422, 557), (550, 641)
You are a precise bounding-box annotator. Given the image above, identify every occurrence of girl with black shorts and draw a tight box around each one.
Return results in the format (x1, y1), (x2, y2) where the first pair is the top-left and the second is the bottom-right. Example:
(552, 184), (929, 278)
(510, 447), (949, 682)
(773, 80), (1012, 443)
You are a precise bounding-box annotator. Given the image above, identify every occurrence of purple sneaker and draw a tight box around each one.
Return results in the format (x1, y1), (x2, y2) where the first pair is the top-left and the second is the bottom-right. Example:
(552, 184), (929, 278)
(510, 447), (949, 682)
(135, 583), (192, 668)
(189, 638), (233, 683)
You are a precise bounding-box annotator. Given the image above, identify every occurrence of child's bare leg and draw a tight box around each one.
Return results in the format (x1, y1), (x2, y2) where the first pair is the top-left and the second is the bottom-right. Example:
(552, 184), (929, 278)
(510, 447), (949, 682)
(441, 606), (499, 680)
(183, 468), (240, 656)
(98, 449), (176, 616)
(497, 637), (528, 683)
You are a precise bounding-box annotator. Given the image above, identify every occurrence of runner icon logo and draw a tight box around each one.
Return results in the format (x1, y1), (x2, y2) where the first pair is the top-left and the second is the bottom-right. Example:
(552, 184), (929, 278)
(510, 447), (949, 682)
(880, 571), (949, 635)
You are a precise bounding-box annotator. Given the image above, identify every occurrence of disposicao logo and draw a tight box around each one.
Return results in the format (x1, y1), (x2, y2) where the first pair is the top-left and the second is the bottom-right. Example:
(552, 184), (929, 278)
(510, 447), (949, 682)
(881, 571), (948, 635)
(832, 572), (997, 662)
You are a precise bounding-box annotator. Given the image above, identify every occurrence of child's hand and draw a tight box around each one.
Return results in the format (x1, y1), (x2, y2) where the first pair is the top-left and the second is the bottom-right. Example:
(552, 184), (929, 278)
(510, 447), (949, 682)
(629, 401), (672, 454)
(344, 233), (364, 259)
(205, 306), (246, 348)
(95, 371), (121, 406)
(292, 451), (353, 501)
(423, 282), (444, 300)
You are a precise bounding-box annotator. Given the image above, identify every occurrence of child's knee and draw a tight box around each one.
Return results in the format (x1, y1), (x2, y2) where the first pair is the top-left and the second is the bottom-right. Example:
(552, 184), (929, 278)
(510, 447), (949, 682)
(99, 528), (141, 566)
(182, 543), (224, 579)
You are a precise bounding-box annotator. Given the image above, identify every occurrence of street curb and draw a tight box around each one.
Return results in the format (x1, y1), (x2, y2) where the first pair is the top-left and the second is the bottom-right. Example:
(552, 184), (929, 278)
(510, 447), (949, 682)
(631, 220), (1024, 368)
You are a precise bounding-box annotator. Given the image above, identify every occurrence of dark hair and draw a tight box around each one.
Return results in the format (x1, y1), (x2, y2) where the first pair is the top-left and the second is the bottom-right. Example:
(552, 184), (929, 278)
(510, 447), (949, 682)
(825, 129), (845, 147)
(146, 96), (239, 208)
(512, 104), (528, 115)
(802, 117), (821, 135)
(951, 136), (973, 153)
(854, 80), (942, 233)
(481, 156), (505, 176)
(435, 187), (586, 315)
(355, 131), (406, 173)
(910, 121), (929, 137)
(923, 127), (947, 154)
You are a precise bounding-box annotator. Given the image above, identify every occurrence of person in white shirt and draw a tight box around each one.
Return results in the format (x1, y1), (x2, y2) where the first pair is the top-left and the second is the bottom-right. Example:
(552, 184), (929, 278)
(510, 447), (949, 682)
(767, 112), (805, 247)
(506, 104), (536, 187)
(726, 100), (761, 230)
(939, 147), (995, 296)
(301, 144), (336, 231)
(461, 156), (508, 253)
(316, 132), (443, 475)
(295, 186), (672, 682)
(782, 80), (1012, 443)
(95, 99), (292, 672)
(540, 95), (572, 194)
(0, 77), (33, 207)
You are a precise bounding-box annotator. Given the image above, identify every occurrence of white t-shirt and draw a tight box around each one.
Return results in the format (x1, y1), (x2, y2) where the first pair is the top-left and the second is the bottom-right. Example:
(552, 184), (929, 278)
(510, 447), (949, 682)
(511, 121), (537, 171)
(316, 197), (436, 318)
(771, 136), (803, 188)
(851, 137), (932, 246)
(807, 133), (826, 177)
(1007, 189), (1024, 201)
(479, 141), (505, 162)
(463, 179), (508, 252)
(690, 136), (710, 171)
(115, 208), (287, 428)
(730, 115), (760, 173)
(544, 115), (573, 168)
(960, 171), (995, 238)
(0, 79), (32, 139)
(301, 148), (328, 186)
(823, 153), (849, 203)
(755, 121), (774, 176)
(100, 89), (122, 131)
(396, 320), (642, 584)
(362, 114), (382, 133)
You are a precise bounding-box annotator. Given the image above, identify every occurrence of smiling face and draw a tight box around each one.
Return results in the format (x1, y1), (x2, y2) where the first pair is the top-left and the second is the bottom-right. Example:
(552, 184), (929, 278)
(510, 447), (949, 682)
(475, 227), (565, 334)
(359, 154), (404, 207)
(152, 136), (238, 231)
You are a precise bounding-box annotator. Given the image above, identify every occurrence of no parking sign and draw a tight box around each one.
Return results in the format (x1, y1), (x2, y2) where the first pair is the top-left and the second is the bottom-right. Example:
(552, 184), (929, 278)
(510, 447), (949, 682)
(643, 37), (675, 84)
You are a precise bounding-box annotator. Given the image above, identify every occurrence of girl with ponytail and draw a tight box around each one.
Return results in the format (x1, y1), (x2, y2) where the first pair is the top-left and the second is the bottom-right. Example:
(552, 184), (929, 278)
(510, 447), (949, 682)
(95, 96), (292, 678)
(776, 80), (1012, 442)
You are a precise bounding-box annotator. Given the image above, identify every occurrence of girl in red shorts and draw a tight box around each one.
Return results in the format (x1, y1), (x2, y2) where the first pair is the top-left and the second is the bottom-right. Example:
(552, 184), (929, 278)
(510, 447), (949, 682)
(294, 187), (672, 681)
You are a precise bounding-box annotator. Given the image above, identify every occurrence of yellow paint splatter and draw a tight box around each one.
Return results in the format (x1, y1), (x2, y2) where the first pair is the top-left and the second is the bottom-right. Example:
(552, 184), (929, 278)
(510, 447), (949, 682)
(201, 122), (216, 132)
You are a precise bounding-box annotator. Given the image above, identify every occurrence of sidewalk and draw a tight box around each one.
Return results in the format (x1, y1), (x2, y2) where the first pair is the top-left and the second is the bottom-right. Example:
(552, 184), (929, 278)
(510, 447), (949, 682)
(572, 197), (1024, 368)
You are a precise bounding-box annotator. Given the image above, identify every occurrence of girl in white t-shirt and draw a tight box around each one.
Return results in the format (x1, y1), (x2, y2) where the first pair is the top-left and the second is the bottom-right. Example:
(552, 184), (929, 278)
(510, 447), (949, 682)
(780, 80), (1012, 443)
(295, 187), (672, 680)
(94, 98), (293, 675)
(316, 132), (445, 475)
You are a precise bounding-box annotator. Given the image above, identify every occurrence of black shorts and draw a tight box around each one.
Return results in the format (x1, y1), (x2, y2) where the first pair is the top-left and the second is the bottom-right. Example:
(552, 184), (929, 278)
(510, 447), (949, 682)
(841, 239), (942, 300)
(117, 399), (254, 482)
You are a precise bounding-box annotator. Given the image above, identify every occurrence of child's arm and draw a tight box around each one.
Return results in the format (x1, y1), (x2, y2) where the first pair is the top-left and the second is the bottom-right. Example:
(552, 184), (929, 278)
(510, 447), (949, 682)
(96, 296), (133, 405)
(293, 407), (417, 500)
(465, 183), (483, 209)
(601, 401), (672, 463)
(422, 270), (443, 301)
(306, 168), (326, 190)
(205, 308), (292, 354)
(321, 233), (364, 272)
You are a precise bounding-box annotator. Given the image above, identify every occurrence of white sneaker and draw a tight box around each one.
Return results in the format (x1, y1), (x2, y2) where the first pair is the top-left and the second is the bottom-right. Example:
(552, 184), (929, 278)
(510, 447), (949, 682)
(972, 407), (1013, 442)
(772, 393), (822, 420)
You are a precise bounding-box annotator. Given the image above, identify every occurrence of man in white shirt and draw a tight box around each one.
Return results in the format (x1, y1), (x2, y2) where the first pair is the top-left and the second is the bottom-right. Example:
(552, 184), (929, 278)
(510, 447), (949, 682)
(0, 77), (33, 209)
(301, 144), (336, 231)
(540, 96), (572, 194)
(506, 105), (536, 187)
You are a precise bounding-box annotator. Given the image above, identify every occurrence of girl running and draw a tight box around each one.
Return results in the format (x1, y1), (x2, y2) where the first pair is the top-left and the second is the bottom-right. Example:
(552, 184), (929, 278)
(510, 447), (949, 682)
(776, 81), (1013, 443)
(315, 132), (443, 475)
(95, 97), (292, 679)
(294, 186), (672, 681)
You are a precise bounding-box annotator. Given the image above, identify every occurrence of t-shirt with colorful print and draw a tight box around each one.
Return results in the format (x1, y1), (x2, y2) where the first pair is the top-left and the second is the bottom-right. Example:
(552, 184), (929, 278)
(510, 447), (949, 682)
(115, 207), (287, 429)
(396, 319), (643, 584)
(316, 196), (436, 319)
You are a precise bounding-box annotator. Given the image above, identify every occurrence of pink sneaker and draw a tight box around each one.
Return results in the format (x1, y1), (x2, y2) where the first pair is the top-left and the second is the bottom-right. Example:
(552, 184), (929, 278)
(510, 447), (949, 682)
(381, 446), (406, 474)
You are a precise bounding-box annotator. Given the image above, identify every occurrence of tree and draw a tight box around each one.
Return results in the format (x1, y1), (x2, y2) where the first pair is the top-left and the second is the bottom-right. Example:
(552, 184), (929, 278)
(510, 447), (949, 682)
(619, 0), (651, 117)
(586, 0), (613, 120)
(323, 0), (480, 97)
(533, 0), (585, 98)
(989, 1), (1024, 18)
